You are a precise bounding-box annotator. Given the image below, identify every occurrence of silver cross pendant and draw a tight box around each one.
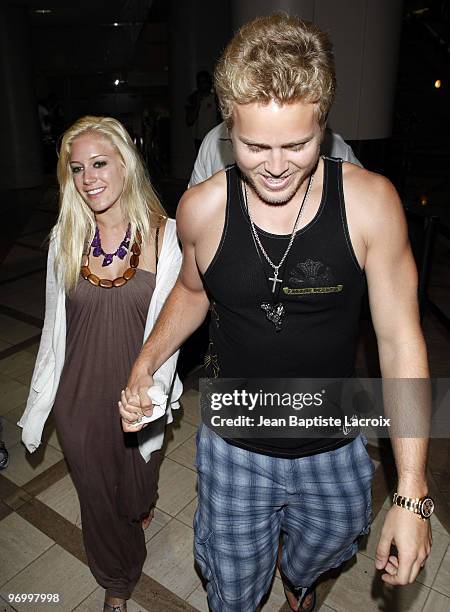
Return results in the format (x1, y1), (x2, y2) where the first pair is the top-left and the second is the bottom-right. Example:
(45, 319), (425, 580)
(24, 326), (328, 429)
(268, 269), (282, 293)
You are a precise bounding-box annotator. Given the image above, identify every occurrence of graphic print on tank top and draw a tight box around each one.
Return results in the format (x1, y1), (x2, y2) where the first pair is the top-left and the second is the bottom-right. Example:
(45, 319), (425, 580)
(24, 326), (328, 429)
(283, 258), (343, 296)
(204, 301), (220, 378)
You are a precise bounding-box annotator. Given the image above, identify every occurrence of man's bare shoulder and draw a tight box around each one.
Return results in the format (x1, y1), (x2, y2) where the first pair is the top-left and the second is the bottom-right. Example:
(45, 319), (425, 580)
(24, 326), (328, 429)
(177, 170), (227, 243)
(180, 168), (226, 211)
(342, 162), (405, 239)
(343, 163), (401, 208)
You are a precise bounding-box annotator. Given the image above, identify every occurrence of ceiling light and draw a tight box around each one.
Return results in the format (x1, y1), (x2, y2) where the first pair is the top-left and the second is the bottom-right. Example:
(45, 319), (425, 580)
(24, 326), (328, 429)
(434, 79), (442, 88)
(35, 9), (52, 14)
(114, 79), (120, 86)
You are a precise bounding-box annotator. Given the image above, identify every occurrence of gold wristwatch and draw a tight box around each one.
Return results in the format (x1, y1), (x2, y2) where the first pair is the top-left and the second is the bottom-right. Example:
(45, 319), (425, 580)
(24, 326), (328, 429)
(392, 492), (435, 520)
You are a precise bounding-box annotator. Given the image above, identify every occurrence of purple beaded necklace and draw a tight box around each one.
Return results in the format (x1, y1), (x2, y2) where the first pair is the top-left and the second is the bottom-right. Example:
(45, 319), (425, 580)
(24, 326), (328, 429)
(91, 223), (131, 267)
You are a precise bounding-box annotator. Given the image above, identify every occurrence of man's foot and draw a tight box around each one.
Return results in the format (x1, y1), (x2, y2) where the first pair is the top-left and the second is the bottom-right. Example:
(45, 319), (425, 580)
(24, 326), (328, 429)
(0, 442), (9, 470)
(141, 508), (155, 530)
(282, 581), (316, 612)
(103, 597), (127, 612)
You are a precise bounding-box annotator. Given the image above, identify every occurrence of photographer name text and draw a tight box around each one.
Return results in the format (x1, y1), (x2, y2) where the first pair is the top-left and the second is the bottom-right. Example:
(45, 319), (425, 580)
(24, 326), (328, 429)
(210, 415), (391, 428)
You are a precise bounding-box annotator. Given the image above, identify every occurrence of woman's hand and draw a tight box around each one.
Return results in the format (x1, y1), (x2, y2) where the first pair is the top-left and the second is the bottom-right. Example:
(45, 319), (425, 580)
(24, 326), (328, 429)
(119, 363), (154, 431)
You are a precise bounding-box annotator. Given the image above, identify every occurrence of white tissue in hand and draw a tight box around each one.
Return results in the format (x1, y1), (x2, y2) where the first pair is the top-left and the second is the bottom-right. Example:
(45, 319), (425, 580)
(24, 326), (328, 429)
(134, 385), (168, 425)
(148, 385), (168, 406)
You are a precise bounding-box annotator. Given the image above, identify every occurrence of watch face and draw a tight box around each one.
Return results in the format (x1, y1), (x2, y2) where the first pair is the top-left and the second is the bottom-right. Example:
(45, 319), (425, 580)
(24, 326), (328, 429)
(420, 497), (435, 518)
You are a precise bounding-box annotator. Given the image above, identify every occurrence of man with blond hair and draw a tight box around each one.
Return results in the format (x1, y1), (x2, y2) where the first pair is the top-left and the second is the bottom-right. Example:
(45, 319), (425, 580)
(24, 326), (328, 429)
(120, 14), (432, 612)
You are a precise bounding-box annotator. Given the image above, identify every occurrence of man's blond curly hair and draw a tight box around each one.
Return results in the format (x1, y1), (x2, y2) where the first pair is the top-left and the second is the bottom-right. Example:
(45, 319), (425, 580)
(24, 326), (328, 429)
(215, 13), (336, 127)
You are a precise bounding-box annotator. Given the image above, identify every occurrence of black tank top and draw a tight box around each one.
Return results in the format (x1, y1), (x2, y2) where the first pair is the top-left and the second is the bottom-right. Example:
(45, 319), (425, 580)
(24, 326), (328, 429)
(202, 158), (366, 457)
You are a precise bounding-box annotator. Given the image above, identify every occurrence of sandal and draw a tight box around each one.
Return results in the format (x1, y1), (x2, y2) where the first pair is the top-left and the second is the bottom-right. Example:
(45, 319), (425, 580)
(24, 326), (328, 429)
(0, 441), (9, 470)
(103, 601), (127, 612)
(282, 579), (316, 612)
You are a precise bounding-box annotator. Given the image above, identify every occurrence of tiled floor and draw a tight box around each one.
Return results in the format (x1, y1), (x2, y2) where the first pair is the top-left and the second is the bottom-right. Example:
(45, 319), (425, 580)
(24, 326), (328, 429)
(0, 185), (449, 611)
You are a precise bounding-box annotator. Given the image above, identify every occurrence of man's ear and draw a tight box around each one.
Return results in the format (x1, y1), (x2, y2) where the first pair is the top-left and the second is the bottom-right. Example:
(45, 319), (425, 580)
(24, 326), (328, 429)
(320, 124), (327, 144)
(227, 126), (234, 148)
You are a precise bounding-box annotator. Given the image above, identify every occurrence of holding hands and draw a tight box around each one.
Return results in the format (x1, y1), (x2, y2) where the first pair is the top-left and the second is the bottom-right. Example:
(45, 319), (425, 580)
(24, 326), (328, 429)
(119, 363), (154, 432)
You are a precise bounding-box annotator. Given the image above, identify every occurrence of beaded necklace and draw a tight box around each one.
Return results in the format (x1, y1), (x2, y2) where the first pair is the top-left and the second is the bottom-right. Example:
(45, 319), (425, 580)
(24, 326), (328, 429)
(81, 230), (142, 288)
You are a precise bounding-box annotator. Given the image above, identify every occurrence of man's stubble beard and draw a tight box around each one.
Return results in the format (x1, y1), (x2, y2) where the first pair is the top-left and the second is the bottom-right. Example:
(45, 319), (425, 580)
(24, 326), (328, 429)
(238, 159), (319, 208)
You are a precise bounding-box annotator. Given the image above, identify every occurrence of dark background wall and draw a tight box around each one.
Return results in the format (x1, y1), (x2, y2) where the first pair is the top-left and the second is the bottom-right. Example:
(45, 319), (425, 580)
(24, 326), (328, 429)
(0, 0), (448, 206)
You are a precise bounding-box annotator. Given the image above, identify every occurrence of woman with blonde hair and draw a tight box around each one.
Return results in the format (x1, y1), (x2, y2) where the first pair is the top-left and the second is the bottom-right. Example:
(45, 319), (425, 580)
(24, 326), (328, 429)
(19, 116), (182, 612)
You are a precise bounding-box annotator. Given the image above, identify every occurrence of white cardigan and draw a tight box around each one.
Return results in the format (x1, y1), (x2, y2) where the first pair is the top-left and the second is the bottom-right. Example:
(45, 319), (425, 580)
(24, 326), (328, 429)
(19, 218), (183, 462)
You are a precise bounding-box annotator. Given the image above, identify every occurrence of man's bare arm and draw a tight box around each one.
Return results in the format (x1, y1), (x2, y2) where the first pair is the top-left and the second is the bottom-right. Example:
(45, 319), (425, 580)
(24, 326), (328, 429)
(119, 187), (212, 429)
(351, 170), (432, 585)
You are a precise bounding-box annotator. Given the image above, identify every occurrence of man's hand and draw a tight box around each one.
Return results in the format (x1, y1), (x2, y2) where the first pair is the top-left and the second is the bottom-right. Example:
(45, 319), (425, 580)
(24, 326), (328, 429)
(119, 362), (154, 432)
(375, 505), (432, 585)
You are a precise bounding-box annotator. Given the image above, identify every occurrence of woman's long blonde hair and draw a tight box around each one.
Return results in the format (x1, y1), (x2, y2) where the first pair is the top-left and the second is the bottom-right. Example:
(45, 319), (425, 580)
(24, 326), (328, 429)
(54, 115), (166, 292)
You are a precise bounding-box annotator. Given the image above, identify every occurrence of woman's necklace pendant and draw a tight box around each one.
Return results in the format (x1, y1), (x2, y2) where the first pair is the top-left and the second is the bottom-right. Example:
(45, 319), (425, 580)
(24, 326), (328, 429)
(92, 224), (131, 267)
(261, 302), (285, 332)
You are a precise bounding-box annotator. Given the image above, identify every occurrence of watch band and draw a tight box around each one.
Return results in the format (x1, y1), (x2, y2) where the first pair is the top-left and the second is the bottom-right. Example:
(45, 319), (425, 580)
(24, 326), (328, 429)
(392, 492), (435, 520)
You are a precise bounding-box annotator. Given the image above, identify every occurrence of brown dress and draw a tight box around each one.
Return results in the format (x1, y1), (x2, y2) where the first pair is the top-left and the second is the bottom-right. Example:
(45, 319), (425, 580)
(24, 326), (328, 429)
(53, 269), (161, 599)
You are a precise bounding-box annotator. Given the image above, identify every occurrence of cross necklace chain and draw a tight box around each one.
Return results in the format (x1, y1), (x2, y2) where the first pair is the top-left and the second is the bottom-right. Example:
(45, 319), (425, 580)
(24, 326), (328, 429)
(243, 171), (315, 331)
(243, 172), (315, 293)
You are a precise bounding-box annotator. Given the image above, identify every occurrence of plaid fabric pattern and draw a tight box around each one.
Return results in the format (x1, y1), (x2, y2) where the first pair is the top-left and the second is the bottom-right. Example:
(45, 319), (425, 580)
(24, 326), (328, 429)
(194, 426), (374, 612)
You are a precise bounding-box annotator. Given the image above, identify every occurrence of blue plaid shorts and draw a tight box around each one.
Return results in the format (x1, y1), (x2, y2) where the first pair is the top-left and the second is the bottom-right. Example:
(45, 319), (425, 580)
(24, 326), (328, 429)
(194, 425), (375, 612)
